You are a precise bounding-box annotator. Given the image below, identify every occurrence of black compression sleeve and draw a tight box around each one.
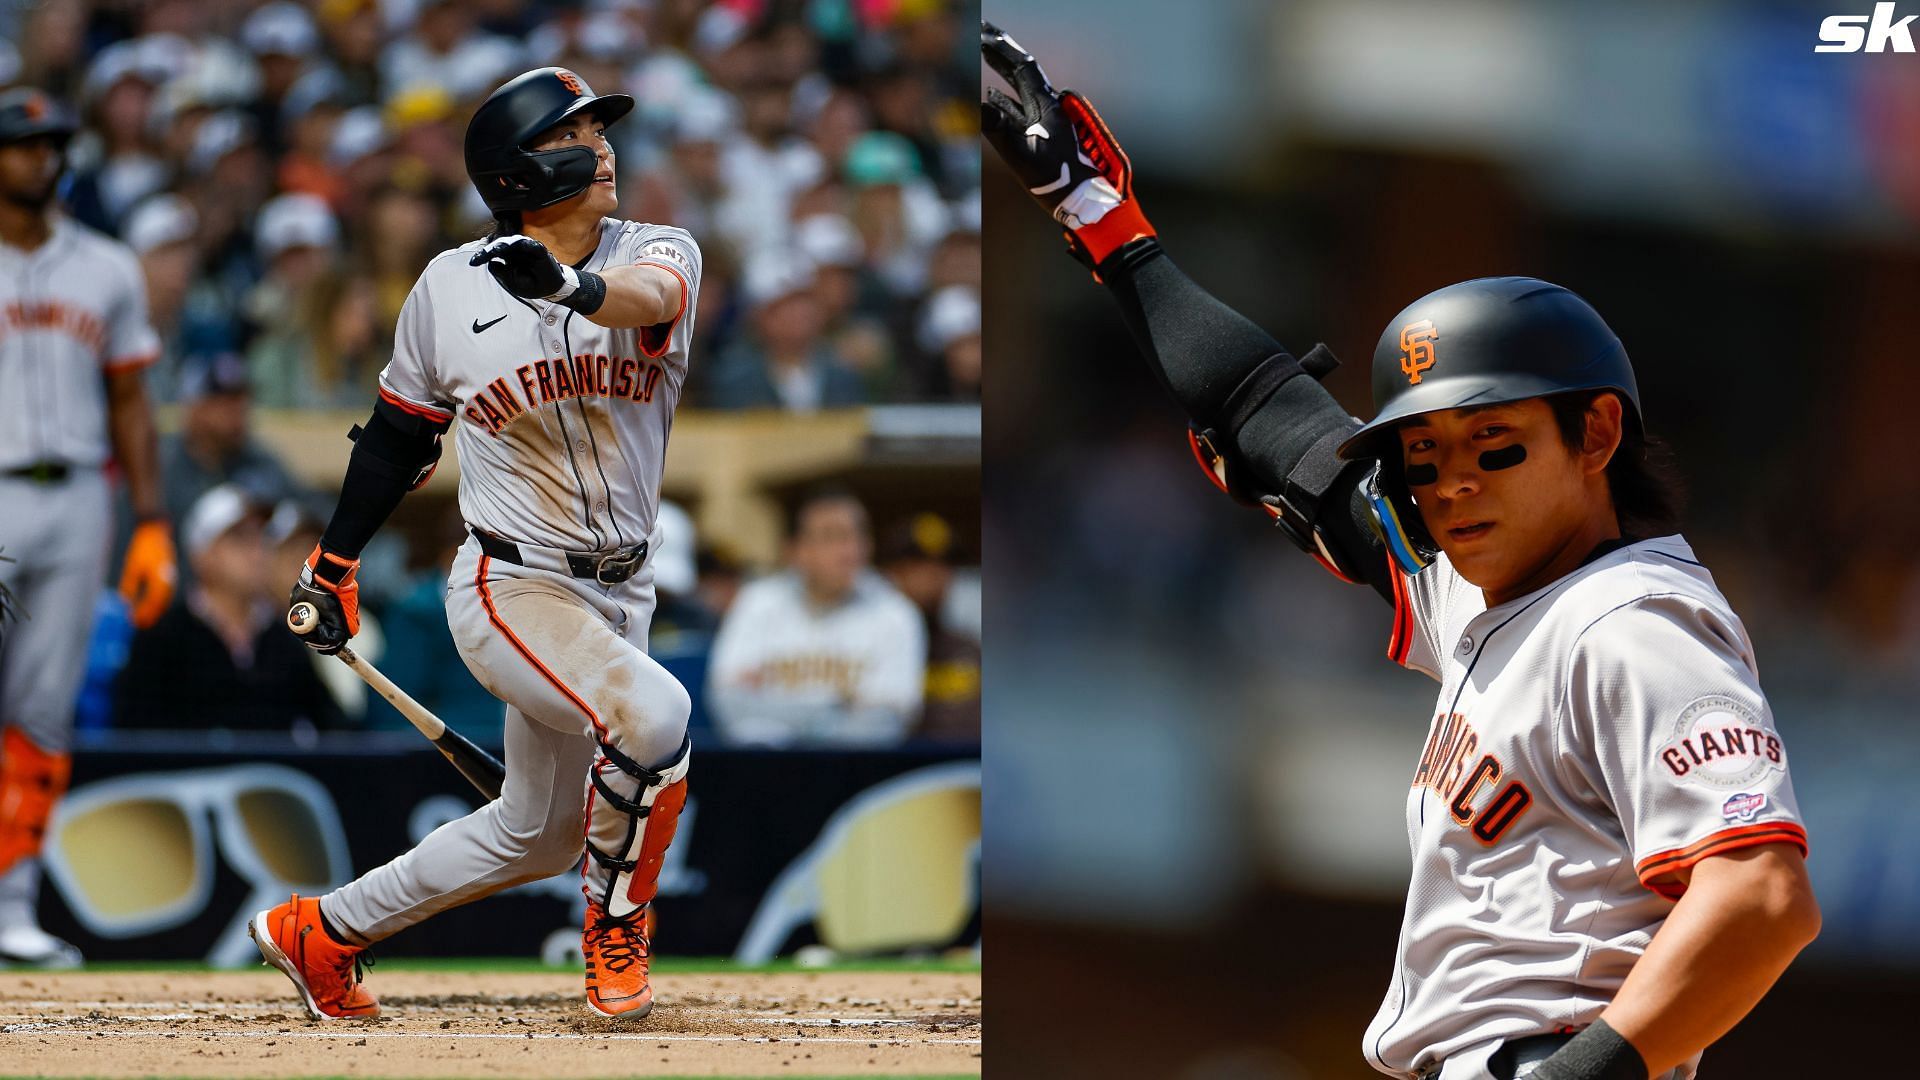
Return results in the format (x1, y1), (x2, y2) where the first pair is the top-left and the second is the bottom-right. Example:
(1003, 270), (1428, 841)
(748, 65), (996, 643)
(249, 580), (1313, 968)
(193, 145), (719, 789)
(1103, 240), (1394, 598)
(1101, 240), (1290, 424)
(318, 404), (444, 558)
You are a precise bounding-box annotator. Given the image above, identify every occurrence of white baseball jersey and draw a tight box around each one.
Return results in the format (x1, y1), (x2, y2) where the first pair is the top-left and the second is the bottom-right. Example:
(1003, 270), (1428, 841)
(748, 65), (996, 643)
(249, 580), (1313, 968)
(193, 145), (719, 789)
(379, 217), (701, 551)
(0, 216), (159, 469)
(707, 570), (927, 746)
(1365, 535), (1808, 1079)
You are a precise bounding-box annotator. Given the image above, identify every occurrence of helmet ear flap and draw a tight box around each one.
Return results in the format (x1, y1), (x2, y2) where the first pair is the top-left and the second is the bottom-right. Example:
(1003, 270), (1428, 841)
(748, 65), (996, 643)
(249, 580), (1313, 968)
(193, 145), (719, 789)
(1365, 460), (1437, 574)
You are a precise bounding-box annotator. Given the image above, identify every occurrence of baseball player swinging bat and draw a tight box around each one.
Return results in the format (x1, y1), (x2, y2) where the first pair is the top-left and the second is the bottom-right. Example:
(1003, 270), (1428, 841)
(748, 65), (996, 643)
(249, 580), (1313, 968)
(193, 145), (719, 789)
(287, 602), (505, 800)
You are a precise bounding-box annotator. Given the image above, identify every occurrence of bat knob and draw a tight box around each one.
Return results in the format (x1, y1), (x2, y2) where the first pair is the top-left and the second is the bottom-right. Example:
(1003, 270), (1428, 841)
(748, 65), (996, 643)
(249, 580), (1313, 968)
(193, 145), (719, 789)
(287, 602), (318, 635)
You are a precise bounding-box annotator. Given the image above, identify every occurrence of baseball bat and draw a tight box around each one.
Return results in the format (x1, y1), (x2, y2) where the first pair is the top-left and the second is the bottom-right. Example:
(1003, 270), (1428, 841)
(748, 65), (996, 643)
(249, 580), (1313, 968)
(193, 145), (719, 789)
(288, 602), (505, 800)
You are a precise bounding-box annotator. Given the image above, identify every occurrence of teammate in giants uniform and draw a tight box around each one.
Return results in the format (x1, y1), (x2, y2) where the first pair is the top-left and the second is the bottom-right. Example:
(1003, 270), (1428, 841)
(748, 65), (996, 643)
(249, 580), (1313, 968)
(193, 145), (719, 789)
(250, 68), (700, 1022)
(984, 26), (1819, 1080)
(0, 88), (174, 969)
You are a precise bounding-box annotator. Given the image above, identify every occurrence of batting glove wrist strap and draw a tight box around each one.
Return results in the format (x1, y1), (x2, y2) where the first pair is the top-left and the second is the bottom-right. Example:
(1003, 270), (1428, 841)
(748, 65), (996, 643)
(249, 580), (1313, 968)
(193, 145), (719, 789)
(291, 545), (361, 654)
(1529, 1020), (1649, 1080)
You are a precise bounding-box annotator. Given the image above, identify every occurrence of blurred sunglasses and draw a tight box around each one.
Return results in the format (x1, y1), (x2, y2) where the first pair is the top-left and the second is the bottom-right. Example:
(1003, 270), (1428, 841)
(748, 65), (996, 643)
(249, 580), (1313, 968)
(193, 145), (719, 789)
(42, 764), (352, 967)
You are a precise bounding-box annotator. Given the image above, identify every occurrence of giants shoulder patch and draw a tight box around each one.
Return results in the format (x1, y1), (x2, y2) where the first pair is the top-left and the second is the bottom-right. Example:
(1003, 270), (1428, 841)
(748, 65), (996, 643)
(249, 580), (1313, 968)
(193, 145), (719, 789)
(640, 242), (692, 274)
(1657, 695), (1785, 790)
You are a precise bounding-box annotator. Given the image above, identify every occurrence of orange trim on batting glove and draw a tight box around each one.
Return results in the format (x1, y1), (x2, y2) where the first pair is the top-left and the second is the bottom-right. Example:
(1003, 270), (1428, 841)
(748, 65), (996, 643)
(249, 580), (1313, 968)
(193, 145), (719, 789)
(1058, 90), (1155, 266)
(306, 545), (362, 638)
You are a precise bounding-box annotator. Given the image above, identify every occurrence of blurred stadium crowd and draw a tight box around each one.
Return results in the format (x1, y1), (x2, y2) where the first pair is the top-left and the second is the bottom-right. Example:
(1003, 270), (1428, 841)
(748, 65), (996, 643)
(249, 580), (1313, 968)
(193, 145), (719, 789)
(4, 0), (978, 748)
(15, 0), (980, 408)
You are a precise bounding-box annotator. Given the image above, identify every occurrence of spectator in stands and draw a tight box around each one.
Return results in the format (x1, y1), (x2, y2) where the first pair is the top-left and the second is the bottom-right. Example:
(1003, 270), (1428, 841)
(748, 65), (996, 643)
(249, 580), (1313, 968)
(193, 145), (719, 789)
(248, 193), (376, 408)
(796, 211), (897, 397)
(360, 182), (443, 332)
(379, 0), (524, 103)
(708, 488), (926, 747)
(241, 1), (322, 152)
(315, 0), (385, 107)
(276, 68), (354, 207)
(697, 540), (748, 622)
(122, 194), (201, 385)
(653, 501), (721, 642)
(703, 252), (863, 411)
(844, 130), (948, 298)
(640, 87), (737, 245)
(915, 285), (981, 402)
(161, 351), (298, 529)
(65, 38), (179, 233)
(878, 513), (981, 744)
(115, 485), (342, 733)
(650, 501), (722, 742)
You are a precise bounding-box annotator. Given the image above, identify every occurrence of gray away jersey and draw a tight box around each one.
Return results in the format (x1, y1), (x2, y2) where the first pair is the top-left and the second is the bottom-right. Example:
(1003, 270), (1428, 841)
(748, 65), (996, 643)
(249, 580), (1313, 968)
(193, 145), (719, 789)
(1364, 535), (1807, 1079)
(380, 217), (701, 551)
(0, 216), (159, 469)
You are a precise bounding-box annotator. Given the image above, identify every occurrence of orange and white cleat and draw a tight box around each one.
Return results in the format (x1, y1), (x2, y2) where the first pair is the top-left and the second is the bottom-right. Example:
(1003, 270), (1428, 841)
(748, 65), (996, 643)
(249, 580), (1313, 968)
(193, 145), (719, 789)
(582, 900), (656, 1019)
(248, 893), (378, 1020)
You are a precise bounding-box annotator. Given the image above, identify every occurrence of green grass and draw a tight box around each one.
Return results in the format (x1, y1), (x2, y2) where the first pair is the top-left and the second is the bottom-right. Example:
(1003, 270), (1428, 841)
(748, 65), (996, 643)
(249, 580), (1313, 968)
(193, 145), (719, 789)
(23, 956), (979, 976)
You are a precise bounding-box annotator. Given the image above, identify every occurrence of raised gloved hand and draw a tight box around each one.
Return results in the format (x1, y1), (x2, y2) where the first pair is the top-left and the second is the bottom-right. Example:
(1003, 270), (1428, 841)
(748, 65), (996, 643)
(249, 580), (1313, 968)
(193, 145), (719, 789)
(469, 234), (605, 313)
(118, 519), (177, 630)
(288, 545), (360, 655)
(980, 20), (1155, 272)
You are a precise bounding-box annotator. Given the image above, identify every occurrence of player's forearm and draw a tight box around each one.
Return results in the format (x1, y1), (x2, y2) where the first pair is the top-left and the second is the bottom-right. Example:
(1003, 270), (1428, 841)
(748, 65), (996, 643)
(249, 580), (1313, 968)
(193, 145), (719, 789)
(582, 264), (683, 330)
(1100, 241), (1293, 426)
(105, 371), (165, 519)
(1599, 844), (1820, 1074)
(319, 404), (444, 558)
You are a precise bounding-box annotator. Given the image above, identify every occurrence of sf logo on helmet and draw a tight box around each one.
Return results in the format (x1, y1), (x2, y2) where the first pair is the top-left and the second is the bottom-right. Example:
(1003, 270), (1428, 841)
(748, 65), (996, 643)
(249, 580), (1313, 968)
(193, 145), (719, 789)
(556, 70), (585, 96)
(1400, 319), (1438, 385)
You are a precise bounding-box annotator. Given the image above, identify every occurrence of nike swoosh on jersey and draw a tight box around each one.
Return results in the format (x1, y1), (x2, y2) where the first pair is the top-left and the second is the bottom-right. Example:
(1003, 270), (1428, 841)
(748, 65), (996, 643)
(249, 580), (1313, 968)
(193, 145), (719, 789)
(472, 315), (508, 333)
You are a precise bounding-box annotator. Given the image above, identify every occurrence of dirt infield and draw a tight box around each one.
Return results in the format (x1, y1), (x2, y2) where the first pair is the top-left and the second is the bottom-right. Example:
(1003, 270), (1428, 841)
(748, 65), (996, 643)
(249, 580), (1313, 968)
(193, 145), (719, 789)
(0, 968), (981, 1078)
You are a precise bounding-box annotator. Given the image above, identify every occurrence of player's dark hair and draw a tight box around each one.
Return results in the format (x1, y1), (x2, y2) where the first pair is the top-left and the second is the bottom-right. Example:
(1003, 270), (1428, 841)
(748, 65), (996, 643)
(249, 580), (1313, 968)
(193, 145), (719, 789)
(788, 484), (868, 538)
(1549, 390), (1685, 539)
(482, 211), (522, 240)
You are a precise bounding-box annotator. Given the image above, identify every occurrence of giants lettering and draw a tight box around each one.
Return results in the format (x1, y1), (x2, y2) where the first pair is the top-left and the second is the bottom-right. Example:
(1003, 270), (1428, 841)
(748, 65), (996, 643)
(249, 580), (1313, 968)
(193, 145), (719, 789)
(1415, 712), (1533, 845)
(1660, 725), (1781, 778)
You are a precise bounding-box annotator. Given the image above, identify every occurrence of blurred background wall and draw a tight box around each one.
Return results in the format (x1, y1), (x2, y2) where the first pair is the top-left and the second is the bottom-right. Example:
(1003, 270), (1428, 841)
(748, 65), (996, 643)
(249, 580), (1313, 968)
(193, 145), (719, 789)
(983, 1), (1920, 1075)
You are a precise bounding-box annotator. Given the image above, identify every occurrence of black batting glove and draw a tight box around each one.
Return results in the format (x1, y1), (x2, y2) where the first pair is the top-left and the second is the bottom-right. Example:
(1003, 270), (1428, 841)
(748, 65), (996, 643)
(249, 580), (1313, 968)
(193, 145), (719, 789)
(981, 20), (1155, 273)
(469, 234), (606, 314)
(288, 546), (361, 656)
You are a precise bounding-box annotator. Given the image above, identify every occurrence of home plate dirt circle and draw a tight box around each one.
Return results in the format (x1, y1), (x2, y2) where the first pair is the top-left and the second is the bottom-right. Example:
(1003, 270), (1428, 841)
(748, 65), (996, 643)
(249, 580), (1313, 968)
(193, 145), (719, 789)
(0, 969), (982, 1077)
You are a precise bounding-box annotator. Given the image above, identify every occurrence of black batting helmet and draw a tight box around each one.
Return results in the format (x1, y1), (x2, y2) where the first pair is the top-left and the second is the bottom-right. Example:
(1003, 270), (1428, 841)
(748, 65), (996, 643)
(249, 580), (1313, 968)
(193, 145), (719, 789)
(464, 67), (633, 215)
(1338, 277), (1642, 573)
(0, 88), (77, 147)
(1337, 277), (1639, 462)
